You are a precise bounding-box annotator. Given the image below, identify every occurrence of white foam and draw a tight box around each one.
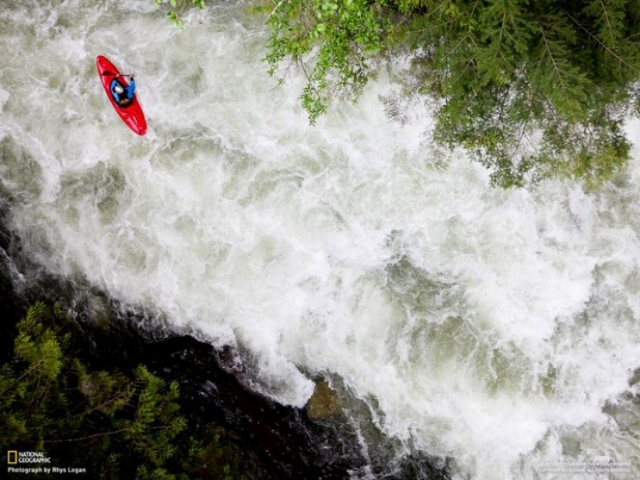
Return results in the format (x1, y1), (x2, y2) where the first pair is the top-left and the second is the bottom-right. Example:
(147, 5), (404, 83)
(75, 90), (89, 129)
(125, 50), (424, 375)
(2, 1), (640, 478)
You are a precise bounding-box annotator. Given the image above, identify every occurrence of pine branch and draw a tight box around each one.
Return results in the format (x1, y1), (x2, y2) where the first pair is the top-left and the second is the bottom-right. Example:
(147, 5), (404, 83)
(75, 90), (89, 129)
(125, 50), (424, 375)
(0, 360), (45, 396)
(540, 29), (566, 91)
(563, 9), (638, 72)
(71, 389), (132, 419)
(44, 424), (177, 444)
(44, 428), (131, 444)
(442, 32), (472, 61)
(599, 0), (612, 32)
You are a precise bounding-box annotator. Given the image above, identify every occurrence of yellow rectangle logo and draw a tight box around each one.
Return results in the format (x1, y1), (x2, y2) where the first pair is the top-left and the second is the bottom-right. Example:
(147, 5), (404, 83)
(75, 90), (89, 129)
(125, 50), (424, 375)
(7, 451), (18, 464)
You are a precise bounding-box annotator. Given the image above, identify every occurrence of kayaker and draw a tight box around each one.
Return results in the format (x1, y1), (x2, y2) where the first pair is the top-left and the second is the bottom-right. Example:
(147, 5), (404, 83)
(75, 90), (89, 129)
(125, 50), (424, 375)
(110, 74), (135, 107)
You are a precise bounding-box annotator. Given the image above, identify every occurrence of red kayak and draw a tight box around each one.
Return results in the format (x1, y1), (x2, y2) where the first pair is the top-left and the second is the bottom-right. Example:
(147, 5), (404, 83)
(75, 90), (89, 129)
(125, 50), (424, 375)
(96, 55), (147, 136)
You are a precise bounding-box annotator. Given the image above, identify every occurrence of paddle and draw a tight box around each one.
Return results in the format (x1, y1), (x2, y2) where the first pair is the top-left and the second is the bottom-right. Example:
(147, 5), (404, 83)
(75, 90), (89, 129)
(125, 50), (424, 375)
(101, 71), (134, 78)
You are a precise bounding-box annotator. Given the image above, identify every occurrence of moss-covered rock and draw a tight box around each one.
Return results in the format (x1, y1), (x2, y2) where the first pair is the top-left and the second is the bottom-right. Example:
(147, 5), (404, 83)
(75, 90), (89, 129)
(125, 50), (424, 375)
(306, 380), (342, 419)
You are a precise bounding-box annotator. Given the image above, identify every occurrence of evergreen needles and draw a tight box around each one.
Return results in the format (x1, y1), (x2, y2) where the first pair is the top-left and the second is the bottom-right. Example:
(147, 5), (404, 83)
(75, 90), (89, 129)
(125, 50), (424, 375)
(0, 303), (247, 480)
(255, 0), (640, 187)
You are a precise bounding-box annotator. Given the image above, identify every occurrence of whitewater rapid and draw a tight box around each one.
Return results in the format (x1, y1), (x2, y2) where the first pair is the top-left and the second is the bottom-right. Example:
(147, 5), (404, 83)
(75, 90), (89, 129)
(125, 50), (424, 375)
(1, 0), (639, 478)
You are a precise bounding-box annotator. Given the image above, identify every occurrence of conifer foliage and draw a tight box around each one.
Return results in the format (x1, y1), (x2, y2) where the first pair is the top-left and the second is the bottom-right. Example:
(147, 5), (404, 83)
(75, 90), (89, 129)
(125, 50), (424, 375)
(0, 303), (246, 479)
(255, 0), (640, 187)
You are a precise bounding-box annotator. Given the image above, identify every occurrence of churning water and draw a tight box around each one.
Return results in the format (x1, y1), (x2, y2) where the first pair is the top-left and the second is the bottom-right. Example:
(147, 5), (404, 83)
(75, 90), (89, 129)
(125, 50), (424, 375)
(1, 0), (640, 478)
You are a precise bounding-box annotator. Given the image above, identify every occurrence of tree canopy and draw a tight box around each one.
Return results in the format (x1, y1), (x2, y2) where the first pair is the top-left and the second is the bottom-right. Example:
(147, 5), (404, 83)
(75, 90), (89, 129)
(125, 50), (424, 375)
(252, 0), (640, 187)
(0, 303), (247, 479)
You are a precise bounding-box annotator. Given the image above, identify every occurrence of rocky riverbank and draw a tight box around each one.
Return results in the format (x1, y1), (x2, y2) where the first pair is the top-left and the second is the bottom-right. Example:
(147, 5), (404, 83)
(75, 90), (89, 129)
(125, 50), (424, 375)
(0, 194), (449, 480)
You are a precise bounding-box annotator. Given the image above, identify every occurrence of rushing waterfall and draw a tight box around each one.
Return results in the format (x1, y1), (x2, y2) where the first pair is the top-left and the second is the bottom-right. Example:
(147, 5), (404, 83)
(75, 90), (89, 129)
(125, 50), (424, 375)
(1, 0), (639, 478)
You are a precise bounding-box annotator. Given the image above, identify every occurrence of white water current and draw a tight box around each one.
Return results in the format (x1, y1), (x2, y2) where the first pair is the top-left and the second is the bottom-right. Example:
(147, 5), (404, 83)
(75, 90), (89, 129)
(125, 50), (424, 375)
(1, 0), (640, 478)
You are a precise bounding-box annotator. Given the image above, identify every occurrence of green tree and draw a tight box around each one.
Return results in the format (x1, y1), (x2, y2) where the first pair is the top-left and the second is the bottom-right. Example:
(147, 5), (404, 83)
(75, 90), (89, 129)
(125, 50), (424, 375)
(252, 0), (640, 187)
(0, 303), (246, 479)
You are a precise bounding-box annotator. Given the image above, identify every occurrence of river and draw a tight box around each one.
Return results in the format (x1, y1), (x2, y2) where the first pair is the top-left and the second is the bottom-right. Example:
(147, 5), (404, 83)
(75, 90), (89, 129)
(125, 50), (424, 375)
(1, 0), (639, 478)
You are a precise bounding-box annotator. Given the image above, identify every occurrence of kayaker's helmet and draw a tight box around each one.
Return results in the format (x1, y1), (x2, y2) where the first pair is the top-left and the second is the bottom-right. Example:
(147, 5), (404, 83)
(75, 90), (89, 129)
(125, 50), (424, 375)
(114, 84), (124, 94)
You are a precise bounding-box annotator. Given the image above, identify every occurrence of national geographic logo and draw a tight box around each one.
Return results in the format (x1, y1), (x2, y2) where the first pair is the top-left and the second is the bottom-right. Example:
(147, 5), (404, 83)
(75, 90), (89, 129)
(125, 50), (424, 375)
(6, 450), (52, 465)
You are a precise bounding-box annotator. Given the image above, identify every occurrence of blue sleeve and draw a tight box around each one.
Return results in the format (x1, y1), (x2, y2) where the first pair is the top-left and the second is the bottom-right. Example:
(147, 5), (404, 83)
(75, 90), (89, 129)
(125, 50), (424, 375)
(126, 79), (136, 98)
